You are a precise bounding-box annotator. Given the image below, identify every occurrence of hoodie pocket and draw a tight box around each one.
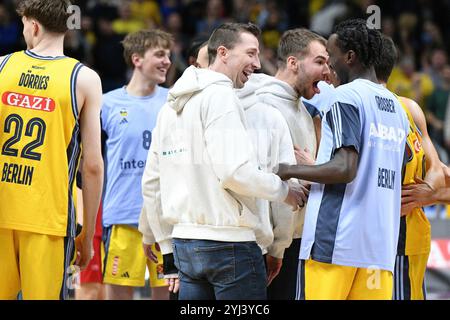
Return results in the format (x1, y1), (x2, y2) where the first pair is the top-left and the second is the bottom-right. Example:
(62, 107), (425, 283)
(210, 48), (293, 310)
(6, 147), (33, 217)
(236, 199), (260, 230)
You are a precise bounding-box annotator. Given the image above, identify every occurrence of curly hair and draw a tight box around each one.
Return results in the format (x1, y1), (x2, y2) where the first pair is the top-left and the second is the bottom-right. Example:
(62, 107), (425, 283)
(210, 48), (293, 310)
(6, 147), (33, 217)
(333, 19), (382, 68)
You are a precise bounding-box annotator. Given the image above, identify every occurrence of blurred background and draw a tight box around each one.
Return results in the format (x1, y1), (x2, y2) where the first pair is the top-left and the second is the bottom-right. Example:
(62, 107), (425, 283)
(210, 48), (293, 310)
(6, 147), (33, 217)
(1, 0), (450, 299)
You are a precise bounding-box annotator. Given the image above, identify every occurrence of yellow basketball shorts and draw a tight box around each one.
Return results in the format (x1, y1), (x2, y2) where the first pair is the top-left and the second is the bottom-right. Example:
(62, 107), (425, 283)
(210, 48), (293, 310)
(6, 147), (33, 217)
(102, 224), (166, 287)
(296, 259), (393, 300)
(0, 228), (76, 300)
(393, 254), (429, 300)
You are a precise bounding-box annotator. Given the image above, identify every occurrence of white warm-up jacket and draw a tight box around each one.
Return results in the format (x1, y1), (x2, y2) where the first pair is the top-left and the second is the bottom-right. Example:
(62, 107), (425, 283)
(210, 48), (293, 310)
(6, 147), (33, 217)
(256, 75), (317, 239)
(235, 74), (297, 258)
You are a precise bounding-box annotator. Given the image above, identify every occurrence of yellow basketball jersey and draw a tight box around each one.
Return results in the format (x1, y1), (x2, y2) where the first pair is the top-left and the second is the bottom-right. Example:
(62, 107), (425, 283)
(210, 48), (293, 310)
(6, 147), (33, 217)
(0, 50), (83, 237)
(398, 98), (431, 256)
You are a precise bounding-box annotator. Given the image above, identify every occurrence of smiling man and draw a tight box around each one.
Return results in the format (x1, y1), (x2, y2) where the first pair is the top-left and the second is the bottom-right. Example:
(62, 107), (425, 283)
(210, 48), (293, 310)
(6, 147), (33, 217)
(254, 28), (330, 300)
(139, 22), (306, 300)
(100, 29), (173, 300)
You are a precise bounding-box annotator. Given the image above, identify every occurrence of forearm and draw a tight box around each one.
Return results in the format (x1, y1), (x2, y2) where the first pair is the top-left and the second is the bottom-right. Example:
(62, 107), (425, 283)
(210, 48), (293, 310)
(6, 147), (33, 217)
(433, 187), (450, 204)
(81, 162), (103, 237)
(424, 167), (445, 190)
(282, 147), (358, 184)
(267, 202), (294, 259)
(138, 205), (156, 245)
(205, 106), (289, 202)
(142, 150), (173, 254)
(421, 135), (445, 189)
(225, 165), (289, 202)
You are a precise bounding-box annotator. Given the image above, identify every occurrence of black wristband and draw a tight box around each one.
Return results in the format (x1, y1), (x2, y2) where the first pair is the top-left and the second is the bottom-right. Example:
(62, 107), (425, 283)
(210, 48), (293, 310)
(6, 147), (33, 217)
(162, 253), (178, 275)
(76, 223), (83, 236)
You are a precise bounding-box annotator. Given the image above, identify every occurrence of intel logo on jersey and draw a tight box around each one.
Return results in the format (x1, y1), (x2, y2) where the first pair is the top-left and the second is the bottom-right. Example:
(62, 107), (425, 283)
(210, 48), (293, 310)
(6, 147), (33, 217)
(369, 123), (405, 145)
(120, 158), (146, 170)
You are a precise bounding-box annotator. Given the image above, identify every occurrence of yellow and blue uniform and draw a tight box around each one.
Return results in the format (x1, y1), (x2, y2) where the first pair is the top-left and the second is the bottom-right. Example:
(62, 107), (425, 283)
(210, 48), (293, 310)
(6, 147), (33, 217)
(102, 225), (166, 287)
(394, 98), (430, 300)
(100, 86), (168, 288)
(0, 50), (83, 299)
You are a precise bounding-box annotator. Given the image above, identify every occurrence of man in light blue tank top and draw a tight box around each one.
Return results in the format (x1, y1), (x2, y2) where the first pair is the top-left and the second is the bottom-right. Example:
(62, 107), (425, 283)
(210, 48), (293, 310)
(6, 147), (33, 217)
(101, 29), (173, 300)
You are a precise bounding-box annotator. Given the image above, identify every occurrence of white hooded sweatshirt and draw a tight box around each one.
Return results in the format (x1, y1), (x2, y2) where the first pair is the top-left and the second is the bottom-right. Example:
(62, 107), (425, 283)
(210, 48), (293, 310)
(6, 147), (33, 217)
(235, 74), (296, 258)
(256, 75), (317, 239)
(139, 66), (289, 254)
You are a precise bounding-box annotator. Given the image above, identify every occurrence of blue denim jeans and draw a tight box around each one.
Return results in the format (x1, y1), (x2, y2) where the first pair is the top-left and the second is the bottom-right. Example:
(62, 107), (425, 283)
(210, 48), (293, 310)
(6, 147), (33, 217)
(173, 238), (267, 300)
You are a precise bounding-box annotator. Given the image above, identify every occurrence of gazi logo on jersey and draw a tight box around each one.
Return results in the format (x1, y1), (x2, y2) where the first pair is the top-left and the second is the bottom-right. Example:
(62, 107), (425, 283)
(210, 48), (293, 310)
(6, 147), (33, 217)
(2, 91), (55, 112)
(369, 123), (406, 145)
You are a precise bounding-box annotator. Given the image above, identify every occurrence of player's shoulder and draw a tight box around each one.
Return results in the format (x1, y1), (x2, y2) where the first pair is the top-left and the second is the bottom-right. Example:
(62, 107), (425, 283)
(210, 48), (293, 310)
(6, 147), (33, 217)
(76, 64), (101, 83)
(0, 53), (15, 68)
(398, 96), (425, 127)
(398, 96), (421, 114)
(334, 81), (361, 107)
(76, 65), (102, 97)
(101, 87), (126, 109)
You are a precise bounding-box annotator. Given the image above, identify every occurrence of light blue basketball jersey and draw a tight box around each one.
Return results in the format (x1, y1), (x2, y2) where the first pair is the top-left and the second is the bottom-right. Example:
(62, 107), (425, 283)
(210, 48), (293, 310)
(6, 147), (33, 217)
(301, 81), (337, 117)
(101, 86), (168, 227)
(299, 79), (409, 273)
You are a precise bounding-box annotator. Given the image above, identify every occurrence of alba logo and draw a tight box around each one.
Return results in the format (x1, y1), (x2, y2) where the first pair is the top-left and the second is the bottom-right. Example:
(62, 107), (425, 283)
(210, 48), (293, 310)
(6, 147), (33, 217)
(2, 91), (55, 112)
(369, 123), (406, 145)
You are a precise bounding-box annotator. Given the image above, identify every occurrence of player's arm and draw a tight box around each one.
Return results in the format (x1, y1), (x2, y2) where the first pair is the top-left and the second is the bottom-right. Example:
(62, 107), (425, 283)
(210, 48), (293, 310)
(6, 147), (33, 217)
(434, 163), (450, 203)
(407, 98), (444, 189)
(401, 98), (445, 212)
(141, 114), (174, 256)
(403, 162), (450, 205)
(141, 115), (179, 292)
(203, 92), (304, 209)
(266, 115), (296, 285)
(277, 147), (358, 183)
(75, 66), (104, 270)
(277, 101), (360, 184)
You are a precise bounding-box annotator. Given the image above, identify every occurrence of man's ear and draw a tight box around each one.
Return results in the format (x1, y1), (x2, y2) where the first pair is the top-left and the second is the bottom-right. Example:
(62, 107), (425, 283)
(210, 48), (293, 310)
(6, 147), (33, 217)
(32, 19), (40, 37)
(346, 50), (356, 65)
(131, 53), (142, 68)
(286, 56), (298, 73)
(217, 46), (228, 62)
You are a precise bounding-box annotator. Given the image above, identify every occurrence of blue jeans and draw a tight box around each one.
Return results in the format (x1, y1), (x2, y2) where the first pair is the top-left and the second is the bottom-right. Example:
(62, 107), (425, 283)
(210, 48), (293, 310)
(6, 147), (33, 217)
(173, 239), (267, 300)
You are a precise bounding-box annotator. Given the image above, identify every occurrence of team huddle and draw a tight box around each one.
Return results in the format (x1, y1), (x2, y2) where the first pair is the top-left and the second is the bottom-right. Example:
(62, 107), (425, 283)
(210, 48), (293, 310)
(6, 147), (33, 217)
(1, 0), (450, 301)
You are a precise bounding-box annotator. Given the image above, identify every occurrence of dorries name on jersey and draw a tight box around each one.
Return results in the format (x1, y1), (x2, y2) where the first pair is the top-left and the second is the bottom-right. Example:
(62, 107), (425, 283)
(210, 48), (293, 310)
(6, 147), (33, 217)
(18, 70), (50, 90)
(375, 96), (396, 113)
(1, 91), (55, 112)
(369, 123), (406, 145)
